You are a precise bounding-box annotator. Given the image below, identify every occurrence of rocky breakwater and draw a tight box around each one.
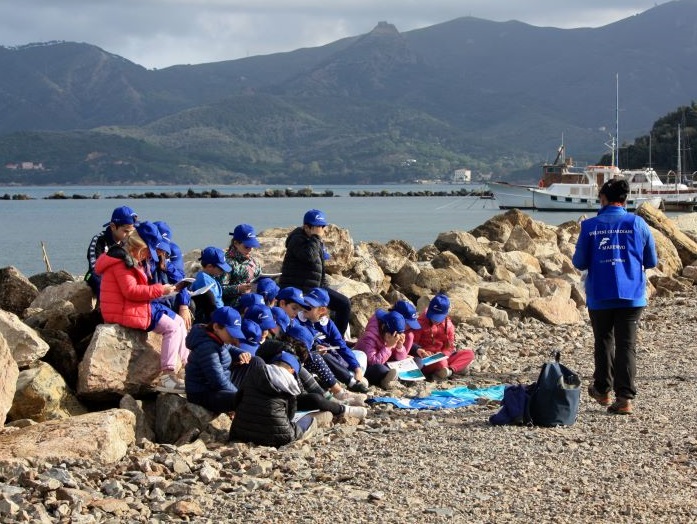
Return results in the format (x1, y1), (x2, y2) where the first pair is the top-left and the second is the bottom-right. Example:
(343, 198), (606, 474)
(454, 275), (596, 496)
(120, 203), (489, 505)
(1, 205), (697, 522)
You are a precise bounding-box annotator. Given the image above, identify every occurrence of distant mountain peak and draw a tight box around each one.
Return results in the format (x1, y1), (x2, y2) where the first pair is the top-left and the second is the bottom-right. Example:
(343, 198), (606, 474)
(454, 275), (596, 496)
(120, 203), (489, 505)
(370, 21), (400, 36)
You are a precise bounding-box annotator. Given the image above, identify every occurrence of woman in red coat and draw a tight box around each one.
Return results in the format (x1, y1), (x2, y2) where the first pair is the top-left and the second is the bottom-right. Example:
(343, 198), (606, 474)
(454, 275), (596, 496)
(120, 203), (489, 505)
(95, 228), (189, 392)
(412, 294), (475, 380)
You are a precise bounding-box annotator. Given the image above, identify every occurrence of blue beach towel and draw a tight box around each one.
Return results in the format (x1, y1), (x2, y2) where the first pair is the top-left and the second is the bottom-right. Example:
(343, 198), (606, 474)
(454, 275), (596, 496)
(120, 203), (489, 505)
(368, 384), (505, 410)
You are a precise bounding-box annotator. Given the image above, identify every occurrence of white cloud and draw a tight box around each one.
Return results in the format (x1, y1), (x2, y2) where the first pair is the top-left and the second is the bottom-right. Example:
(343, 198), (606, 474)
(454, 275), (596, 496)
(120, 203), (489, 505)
(0, 0), (670, 68)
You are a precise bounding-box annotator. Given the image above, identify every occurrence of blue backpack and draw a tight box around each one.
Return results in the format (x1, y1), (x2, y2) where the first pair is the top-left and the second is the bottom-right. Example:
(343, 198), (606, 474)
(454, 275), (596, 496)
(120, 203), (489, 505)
(490, 352), (581, 427)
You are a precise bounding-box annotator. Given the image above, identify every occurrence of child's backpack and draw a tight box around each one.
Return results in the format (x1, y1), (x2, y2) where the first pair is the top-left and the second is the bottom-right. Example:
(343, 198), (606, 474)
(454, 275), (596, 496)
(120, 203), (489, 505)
(490, 351), (581, 427)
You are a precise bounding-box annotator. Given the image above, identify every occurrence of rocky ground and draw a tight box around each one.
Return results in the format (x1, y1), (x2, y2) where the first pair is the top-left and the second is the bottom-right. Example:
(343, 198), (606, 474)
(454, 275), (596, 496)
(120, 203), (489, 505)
(2, 290), (696, 523)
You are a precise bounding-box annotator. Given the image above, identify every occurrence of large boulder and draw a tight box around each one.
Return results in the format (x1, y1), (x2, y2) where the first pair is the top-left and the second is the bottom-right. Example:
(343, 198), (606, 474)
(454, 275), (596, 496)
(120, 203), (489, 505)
(119, 394), (156, 442)
(392, 260), (421, 290)
(28, 281), (95, 315)
(434, 231), (491, 268)
(38, 328), (80, 390)
(8, 361), (87, 422)
(503, 225), (536, 255)
(0, 309), (50, 368)
(155, 394), (231, 444)
(77, 324), (163, 402)
(256, 227), (290, 273)
(23, 300), (76, 333)
(650, 226), (683, 278)
(637, 203), (697, 266)
(478, 281), (531, 310)
(323, 225), (355, 275)
(364, 240), (415, 275)
(0, 267), (39, 316)
(348, 244), (385, 294)
(28, 270), (75, 291)
(0, 333), (19, 426)
(0, 409), (135, 466)
(325, 274), (372, 299)
(487, 250), (542, 277)
(349, 293), (391, 338)
(445, 286), (480, 322)
(526, 295), (584, 325)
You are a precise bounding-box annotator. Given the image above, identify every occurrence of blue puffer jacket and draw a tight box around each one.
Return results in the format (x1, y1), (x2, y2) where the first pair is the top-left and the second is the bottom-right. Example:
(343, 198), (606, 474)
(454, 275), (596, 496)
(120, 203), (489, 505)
(185, 324), (244, 395)
(572, 205), (658, 309)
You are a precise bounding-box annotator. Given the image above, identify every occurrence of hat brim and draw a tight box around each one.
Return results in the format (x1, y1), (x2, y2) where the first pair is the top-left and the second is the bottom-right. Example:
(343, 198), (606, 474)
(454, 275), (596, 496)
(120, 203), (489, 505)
(303, 296), (327, 308)
(427, 312), (448, 323)
(217, 261), (232, 272)
(225, 325), (245, 340)
(257, 319), (277, 330)
(241, 238), (260, 248)
(405, 318), (421, 330)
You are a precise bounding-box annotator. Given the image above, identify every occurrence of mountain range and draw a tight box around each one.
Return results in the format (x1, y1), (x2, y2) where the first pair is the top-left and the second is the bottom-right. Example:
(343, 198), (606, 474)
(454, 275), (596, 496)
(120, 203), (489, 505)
(1, 0), (697, 185)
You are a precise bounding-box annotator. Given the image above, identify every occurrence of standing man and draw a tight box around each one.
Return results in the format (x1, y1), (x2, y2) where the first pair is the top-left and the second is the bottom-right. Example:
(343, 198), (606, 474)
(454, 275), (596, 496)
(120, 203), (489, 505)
(279, 209), (351, 337)
(572, 179), (657, 415)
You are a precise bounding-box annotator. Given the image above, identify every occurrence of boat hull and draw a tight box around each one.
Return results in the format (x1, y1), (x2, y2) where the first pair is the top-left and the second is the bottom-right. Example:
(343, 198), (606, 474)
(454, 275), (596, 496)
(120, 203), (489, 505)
(527, 189), (662, 211)
(487, 182), (537, 209)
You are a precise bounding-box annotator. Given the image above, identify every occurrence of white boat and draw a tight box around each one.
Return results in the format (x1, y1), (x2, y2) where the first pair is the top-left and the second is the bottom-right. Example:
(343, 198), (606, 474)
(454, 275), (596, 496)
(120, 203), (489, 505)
(527, 164), (662, 211)
(622, 167), (697, 211)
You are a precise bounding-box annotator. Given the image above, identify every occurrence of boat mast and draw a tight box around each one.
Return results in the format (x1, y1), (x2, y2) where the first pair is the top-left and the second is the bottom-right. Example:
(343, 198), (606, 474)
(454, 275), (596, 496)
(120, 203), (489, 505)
(614, 73), (619, 168)
(677, 124), (682, 187)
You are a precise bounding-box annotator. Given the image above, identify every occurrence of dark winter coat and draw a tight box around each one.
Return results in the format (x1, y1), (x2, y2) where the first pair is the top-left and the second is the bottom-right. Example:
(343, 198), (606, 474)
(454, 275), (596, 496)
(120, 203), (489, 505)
(229, 357), (302, 447)
(185, 324), (245, 396)
(279, 227), (325, 291)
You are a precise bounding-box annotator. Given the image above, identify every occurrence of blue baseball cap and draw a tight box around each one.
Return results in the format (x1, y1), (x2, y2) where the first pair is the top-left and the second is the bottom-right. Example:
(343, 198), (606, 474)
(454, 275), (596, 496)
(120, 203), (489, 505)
(237, 293), (264, 311)
(255, 278), (280, 303)
(272, 351), (300, 375)
(304, 287), (330, 308)
(238, 319), (262, 354)
(376, 309), (406, 334)
(276, 287), (308, 307)
(391, 300), (421, 330)
(303, 209), (328, 227)
(286, 324), (315, 351)
(153, 221), (173, 240)
(427, 294), (450, 323)
(230, 223), (261, 248)
(244, 304), (277, 331)
(270, 306), (290, 333)
(211, 306), (245, 340)
(199, 246), (232, 272)
(104, 205), (138, 227)
(135, 221), (171, 261)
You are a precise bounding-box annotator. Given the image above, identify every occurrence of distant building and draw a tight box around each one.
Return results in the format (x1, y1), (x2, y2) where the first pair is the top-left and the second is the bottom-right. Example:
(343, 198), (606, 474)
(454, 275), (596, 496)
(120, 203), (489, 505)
(452, 168), (471, 183)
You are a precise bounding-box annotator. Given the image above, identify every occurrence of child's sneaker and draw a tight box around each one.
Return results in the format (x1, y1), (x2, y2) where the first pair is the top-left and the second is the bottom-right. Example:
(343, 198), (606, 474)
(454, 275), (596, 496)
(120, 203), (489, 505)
(334, 389), (367, 406)
(343, 406), (368, 420)
(432, 368), (452, 380)
(155, 372), (185, 394)
(348, 378), (369, 394)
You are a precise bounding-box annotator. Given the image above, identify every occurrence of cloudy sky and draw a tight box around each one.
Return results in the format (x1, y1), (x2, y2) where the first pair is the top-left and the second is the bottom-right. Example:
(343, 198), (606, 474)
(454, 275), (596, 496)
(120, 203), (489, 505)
(1, 1), (670, 69)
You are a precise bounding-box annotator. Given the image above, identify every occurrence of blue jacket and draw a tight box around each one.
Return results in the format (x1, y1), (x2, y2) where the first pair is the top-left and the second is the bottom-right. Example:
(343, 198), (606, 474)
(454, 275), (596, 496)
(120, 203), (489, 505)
(192, 270), (224, 309)
(572, 206), (657, 310)
(185, 324), (246, 395)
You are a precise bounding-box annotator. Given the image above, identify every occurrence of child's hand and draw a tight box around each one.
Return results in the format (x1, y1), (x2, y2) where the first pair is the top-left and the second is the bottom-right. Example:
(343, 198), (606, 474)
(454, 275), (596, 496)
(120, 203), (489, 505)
(416, 348), (429, 358)
(238, 352), (252, 364)
(161, 284), (177, 296)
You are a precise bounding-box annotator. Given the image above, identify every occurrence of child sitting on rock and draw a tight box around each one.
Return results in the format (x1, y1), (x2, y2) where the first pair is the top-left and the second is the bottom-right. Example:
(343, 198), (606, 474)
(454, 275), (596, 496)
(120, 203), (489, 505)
(412, 294), (475, 379)
(229, 352), (317, 447)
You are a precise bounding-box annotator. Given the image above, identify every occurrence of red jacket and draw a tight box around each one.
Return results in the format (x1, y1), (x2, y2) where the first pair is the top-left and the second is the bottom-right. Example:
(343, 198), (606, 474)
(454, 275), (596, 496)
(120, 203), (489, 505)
(95, 251), (166, 330)
(411, 313), (455, 356)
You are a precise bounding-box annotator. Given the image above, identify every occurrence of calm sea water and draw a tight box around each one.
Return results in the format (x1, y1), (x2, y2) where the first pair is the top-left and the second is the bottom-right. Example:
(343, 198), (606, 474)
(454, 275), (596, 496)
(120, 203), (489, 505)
(0, 183), (672, 277)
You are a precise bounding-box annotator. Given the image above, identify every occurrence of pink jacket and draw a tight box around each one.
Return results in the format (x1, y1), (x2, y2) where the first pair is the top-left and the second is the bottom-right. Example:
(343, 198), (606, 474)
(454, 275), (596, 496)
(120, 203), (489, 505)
(95, 253), (166, 330)
(354, 314), (409, 366)
(412, 313), (455, 355)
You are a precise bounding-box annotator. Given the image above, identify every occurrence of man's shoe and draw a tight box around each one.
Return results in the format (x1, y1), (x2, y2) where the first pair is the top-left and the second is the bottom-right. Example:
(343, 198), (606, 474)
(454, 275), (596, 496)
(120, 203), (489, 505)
(380, 368), (398, 389)
(607, 397), (633, 415)
(155, 373), (185, 394)
(587, 385), (611, 406)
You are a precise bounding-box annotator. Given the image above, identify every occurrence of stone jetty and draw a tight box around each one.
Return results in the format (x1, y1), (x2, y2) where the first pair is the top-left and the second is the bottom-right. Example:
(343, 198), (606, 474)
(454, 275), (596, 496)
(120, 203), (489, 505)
(0, 205), (696, 522)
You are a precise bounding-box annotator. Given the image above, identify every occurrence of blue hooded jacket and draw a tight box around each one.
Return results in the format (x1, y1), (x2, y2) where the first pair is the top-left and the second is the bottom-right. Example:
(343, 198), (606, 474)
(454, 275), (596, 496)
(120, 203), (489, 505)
(572, 205), (657, 309)
(185, 324), (246, 395)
